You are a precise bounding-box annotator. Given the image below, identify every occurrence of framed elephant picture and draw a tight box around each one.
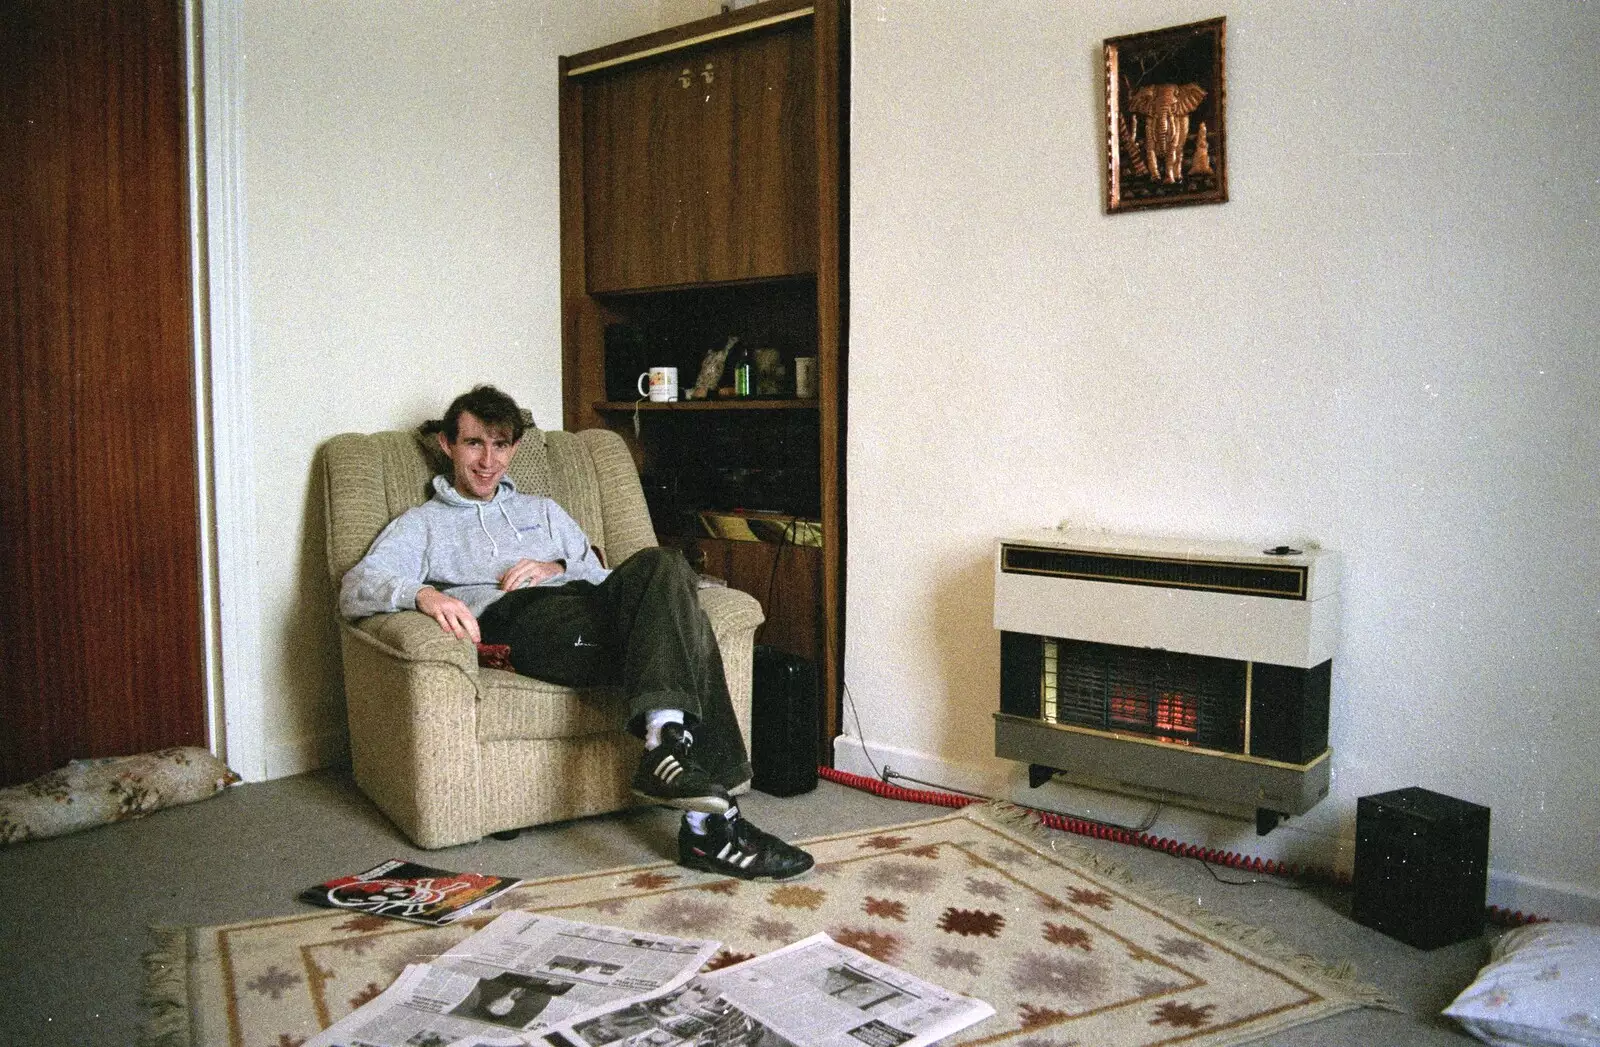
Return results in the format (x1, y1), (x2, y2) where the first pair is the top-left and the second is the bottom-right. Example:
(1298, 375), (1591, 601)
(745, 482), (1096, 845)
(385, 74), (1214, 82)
(1105, 17), (1227, 213)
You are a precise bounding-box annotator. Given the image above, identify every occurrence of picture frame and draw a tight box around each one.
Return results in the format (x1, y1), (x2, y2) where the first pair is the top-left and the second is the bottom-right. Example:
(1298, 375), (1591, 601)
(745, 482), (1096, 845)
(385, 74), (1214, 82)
(1105, 17), (1227, 213)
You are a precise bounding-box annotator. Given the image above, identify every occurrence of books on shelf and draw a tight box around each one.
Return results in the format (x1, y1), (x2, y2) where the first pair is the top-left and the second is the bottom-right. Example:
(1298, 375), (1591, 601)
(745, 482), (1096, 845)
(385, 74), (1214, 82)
(299, 859), (522, 926)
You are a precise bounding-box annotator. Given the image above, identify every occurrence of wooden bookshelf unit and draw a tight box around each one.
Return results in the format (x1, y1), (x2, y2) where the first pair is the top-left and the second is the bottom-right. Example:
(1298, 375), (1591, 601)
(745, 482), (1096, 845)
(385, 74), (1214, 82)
(558, 0), (847, 749)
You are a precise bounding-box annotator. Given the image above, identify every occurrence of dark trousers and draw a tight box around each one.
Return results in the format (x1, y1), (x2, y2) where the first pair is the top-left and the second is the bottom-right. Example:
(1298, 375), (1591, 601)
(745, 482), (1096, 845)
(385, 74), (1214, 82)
(478, 547), (751, 789)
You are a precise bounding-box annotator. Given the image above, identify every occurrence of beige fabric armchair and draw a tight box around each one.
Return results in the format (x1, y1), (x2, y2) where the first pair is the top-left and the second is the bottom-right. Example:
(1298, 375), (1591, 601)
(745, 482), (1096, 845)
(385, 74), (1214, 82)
(322, 426), (764, 849)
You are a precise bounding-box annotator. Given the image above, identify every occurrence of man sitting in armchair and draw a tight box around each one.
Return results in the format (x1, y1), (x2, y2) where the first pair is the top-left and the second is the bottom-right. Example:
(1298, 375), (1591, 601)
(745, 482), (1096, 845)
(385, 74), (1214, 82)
(338, 384), (812, 881)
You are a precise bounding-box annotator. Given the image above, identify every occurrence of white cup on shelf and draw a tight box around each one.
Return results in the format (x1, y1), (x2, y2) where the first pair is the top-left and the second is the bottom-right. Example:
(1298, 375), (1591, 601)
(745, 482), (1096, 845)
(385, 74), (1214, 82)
(637, 367), (678, 402)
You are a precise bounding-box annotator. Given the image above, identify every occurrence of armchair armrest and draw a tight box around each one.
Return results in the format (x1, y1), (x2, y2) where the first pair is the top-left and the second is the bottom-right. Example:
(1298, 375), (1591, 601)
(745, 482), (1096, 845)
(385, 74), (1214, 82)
(695, 585), (764, 758)
(344, 610), (478, 672)
(696, 584), (764, 643)
(339, 611), (484, 849)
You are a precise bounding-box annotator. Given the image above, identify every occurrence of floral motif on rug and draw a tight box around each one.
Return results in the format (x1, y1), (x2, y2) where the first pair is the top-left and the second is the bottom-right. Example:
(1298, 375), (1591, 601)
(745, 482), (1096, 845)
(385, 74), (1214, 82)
(147, 808), (1382, 1047)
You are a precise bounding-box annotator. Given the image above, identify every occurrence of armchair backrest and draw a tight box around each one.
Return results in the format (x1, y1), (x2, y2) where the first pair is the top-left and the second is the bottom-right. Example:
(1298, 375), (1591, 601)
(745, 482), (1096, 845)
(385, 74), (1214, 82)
(322, 426), (657, 585)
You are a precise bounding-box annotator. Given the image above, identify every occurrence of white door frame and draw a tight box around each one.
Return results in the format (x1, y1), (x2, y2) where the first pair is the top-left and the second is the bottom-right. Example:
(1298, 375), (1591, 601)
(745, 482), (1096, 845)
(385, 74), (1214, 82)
(188, 0), (267, 781)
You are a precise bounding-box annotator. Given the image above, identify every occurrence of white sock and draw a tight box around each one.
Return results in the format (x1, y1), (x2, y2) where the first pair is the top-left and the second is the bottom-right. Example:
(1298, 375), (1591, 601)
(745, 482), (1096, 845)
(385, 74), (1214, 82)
(644, 709), (687, 750)
(684, 806), (738, 836)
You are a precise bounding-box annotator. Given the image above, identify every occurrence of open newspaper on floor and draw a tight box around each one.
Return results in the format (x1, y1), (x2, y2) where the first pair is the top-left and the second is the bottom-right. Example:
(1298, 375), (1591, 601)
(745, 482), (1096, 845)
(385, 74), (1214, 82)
(530, 932), (994, 1047)
(304, 915), (993, 1047)
(303, 911), (720, 1047)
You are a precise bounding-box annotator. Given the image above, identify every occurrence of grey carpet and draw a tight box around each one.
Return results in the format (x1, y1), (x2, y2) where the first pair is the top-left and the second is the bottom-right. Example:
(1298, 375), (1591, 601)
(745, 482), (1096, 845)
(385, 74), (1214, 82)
(0, 770), (1490, 1046)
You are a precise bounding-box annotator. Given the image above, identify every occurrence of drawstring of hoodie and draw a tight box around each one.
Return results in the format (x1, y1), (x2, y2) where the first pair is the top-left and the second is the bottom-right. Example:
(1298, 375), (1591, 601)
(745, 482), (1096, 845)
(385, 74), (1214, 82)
(475, 503), (498, 556)
(473, 499), (524, 557)
(435, 476), (524, 558)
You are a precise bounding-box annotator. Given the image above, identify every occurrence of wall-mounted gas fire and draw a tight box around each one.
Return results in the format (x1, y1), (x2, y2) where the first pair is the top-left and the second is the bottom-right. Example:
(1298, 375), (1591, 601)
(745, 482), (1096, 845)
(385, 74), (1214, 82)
(993, 529), (1340, 834)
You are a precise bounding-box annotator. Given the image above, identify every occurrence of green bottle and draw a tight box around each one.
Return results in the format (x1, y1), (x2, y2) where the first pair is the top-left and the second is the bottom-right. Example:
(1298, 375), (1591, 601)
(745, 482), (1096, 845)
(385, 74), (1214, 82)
(732, 343), (752, 397)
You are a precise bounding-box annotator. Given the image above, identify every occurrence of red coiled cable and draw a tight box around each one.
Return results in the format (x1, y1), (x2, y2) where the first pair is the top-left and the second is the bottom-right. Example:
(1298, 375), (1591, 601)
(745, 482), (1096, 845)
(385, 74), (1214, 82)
(818, 766), (1541, 925)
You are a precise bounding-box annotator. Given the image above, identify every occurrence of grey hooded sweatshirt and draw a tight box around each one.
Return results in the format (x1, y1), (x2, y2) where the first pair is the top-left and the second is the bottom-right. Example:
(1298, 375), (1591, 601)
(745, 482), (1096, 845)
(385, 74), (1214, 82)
(338, 474), (610, 620)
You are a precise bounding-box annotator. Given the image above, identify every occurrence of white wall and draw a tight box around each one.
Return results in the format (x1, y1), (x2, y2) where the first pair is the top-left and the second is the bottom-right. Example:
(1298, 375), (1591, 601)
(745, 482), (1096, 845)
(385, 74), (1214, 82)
(841, 0), (1600, 917)
(218, 0), (1600, 917)
(218, 0), (767, 776)
(231, 0), (670, 777)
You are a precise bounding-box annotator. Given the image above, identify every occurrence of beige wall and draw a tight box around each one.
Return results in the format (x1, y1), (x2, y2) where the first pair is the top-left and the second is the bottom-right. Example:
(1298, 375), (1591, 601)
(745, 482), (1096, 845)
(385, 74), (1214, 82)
(223, 0), (1600, 915)
(234, 0), (673, 776)
(840, 0), (1600, 916)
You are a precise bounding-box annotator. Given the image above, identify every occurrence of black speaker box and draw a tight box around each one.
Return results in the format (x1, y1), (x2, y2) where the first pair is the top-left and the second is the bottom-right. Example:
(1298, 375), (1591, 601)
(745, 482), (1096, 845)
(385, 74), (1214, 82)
(1352, 787), (1490, 949)
(751, 646), (818, 797)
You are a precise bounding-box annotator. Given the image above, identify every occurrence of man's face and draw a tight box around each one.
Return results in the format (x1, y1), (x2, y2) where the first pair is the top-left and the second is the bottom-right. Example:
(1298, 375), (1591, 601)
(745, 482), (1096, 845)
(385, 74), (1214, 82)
(438, 411), (518, 500)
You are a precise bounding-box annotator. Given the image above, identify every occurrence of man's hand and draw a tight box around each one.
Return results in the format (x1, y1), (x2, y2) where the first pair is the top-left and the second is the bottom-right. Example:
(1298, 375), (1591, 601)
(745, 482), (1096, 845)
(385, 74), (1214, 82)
(415, 586), (481, 643)
(499, 559), (564, 592)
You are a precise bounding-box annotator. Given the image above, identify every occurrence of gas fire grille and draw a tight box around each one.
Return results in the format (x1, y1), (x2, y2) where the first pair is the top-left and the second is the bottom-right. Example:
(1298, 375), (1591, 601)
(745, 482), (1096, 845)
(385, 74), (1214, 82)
(1000, 544), (1309, 599)
(1043, 638), (1247, 752)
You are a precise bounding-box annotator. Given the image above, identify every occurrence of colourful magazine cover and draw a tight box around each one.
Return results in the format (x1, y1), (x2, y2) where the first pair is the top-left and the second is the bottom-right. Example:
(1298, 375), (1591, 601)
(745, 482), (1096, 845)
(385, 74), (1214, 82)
(300, 859), (523, 926)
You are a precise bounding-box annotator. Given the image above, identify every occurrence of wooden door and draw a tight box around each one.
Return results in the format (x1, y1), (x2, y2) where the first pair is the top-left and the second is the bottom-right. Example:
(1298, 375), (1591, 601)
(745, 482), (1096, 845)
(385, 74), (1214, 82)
(0, 0), (206, 786)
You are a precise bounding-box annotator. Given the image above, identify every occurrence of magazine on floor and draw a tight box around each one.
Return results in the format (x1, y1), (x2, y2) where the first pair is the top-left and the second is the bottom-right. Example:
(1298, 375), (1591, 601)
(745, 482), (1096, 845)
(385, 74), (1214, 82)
(301, 911), (721, 1047)
(299, 859), (524, 926)
(299, 910), (993, 1047)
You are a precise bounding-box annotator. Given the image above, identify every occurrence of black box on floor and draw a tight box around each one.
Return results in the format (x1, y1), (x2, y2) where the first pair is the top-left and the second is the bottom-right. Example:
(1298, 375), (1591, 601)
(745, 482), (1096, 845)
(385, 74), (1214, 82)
(751, 646), (818, 797)
(1352, 787), (1490, 949)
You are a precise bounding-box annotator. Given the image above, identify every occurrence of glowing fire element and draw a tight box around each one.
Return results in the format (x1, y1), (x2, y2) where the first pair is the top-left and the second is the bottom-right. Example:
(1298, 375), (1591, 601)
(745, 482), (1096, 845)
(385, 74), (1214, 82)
(1154, 692), (1199, 744)
(1106, 688), (1198, 746)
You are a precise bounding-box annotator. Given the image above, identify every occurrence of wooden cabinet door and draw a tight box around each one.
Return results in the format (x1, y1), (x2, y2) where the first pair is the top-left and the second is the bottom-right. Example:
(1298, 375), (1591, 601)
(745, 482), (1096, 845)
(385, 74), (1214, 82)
(582, 53), (693, 292)
(581, 24), (816, 293)
(679, 537), (821, 664)
(699, 28), (816, 285)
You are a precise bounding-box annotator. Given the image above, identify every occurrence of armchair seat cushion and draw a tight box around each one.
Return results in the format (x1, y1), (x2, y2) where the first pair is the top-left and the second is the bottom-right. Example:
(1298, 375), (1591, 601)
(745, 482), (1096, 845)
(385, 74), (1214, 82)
(477, 671), (629, 742)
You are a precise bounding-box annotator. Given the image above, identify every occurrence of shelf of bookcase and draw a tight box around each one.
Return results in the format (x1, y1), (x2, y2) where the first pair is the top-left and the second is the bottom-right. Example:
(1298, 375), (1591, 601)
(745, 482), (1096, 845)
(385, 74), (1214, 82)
(593, 399), (819, 412)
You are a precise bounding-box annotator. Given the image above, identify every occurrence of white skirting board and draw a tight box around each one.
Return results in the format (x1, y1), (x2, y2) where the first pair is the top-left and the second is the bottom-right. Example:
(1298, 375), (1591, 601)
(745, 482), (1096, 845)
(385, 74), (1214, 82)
(830, 733), (1600, 925)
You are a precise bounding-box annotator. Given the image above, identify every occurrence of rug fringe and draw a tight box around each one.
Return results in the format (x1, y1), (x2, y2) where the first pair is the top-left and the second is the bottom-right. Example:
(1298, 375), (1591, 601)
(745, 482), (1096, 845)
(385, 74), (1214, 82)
(958, 802), (1399, 1011)
(140, 926), (194, 1047)
(964, 801), (1147, 885)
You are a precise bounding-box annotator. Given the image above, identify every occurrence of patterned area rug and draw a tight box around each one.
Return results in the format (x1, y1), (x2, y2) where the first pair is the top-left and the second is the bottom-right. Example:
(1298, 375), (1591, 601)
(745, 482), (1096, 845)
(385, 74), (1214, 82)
(143, 807), (1386, 1047)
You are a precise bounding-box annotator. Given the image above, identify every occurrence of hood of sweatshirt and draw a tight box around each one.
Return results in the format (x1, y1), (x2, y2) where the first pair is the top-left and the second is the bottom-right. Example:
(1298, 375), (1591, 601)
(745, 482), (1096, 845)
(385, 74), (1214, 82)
(431, 473), (522, 556)
(431, 472), (517, 507)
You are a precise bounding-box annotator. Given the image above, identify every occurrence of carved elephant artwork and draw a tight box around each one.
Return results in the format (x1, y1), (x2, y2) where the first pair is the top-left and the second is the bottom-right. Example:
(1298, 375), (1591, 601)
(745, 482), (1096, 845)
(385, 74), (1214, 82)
(1127, 82), (1207, 184)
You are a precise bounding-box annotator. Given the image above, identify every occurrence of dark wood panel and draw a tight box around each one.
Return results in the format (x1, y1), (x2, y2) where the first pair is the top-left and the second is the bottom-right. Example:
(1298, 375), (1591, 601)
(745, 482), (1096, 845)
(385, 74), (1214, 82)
(0, 0), (204, 785)
(813, 0), (847, 744)
(582, 54), (678, 292)
(673, 537), (821, 665)
(723, 27), (816, 281)
(580, 20), (816, 293)
(559, 56), (611, 435)
(594, 399), (819, 412)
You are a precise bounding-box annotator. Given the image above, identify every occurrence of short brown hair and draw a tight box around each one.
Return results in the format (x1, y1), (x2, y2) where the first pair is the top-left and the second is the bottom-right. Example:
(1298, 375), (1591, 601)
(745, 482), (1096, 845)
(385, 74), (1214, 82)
(439, 385), (526, 444)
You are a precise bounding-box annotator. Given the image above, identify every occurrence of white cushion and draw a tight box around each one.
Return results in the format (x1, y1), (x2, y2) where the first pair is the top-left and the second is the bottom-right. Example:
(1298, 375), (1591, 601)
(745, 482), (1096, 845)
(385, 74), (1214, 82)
(1445, 922), (1600, 1047)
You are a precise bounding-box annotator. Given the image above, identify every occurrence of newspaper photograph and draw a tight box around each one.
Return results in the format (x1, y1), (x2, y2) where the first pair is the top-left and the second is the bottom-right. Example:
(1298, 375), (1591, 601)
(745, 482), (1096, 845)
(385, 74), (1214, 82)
(302, 912), (720, 1047)
(543, 933), (994, 1047)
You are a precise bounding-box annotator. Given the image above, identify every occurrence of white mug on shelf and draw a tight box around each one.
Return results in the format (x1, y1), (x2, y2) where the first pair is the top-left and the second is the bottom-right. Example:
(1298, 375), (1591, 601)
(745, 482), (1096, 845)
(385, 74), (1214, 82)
(637, 366), (678, 402)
